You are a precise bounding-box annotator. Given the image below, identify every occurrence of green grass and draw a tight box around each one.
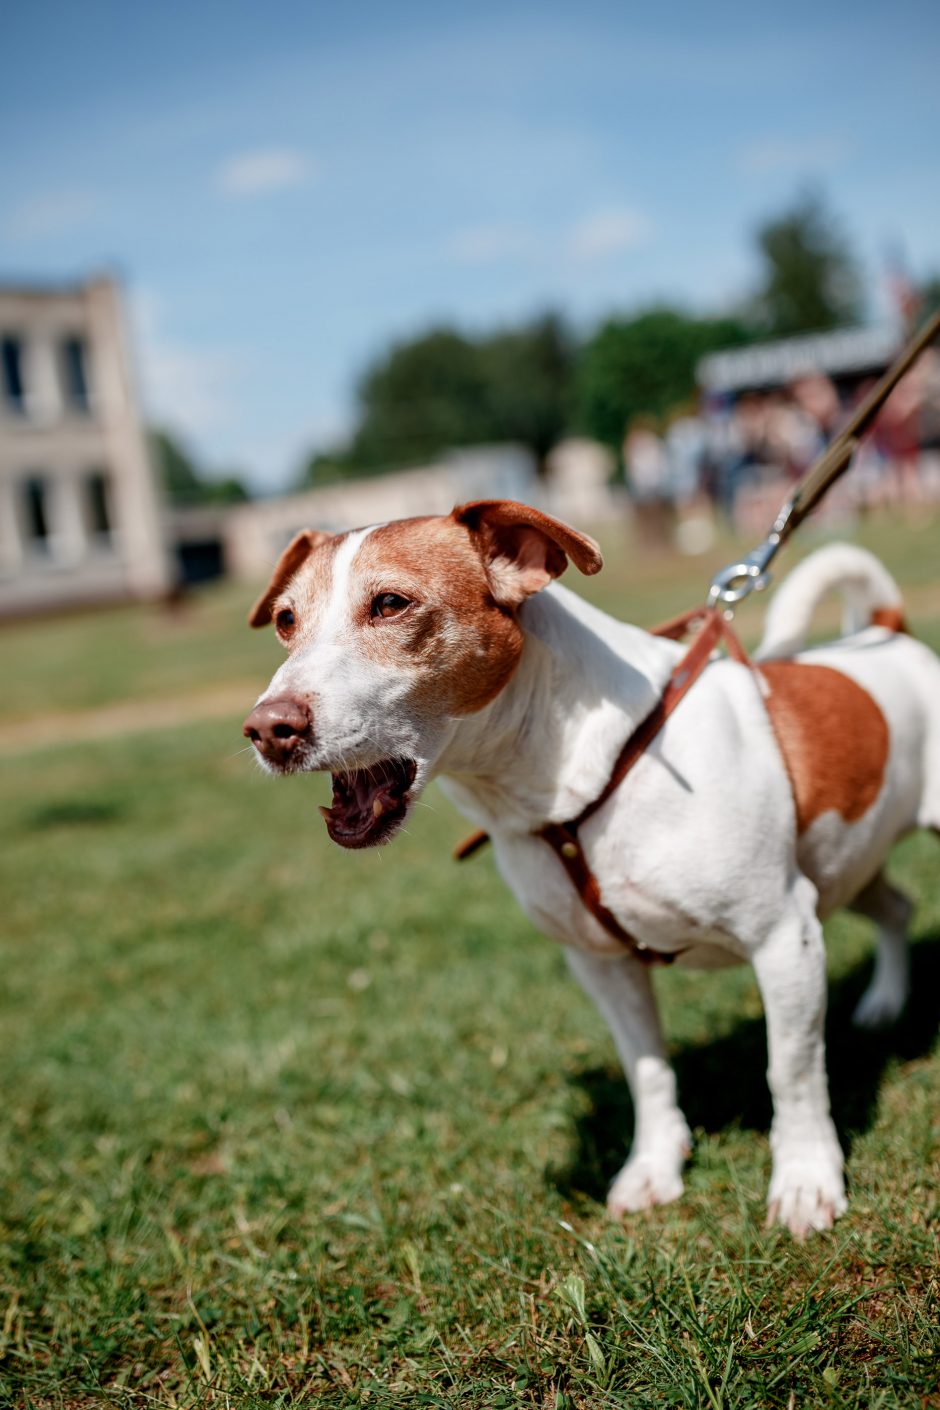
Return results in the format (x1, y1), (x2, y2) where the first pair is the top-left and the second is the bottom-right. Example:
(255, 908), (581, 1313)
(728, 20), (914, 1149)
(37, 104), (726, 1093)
(1, 512), (938, 1407)
(0, 585), (273, 723)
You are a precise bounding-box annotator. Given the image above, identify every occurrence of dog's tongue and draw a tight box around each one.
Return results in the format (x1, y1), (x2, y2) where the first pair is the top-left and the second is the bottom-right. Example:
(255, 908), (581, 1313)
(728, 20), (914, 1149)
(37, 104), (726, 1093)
(319, 758), (416, 849)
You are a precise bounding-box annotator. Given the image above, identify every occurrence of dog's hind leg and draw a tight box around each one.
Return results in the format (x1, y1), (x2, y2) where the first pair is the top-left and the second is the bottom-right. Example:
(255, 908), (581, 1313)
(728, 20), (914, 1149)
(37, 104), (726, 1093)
(753, 875), (846, 1237)
(849, 870), (913, 1030)
(566, 948), (692, 1215)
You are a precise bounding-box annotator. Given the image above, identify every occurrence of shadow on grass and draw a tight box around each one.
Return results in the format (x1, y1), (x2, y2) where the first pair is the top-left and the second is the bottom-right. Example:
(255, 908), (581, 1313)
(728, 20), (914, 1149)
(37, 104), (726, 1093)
(25, 797), (127, 830)
(551, 931), (940, 1203)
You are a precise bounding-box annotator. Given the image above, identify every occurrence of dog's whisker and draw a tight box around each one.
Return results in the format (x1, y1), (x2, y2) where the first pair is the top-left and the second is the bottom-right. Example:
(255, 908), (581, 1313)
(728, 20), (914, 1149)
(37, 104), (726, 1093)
(229, 745), (257, 760)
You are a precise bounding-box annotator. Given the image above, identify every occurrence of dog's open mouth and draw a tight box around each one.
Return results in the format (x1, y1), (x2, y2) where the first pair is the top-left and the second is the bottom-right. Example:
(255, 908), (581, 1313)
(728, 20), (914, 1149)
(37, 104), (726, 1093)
(319, 757), (417, 848)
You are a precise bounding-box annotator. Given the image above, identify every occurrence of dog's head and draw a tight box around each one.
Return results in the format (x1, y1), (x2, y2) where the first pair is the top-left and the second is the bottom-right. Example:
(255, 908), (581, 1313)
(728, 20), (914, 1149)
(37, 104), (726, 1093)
(243, 500), (602, 848)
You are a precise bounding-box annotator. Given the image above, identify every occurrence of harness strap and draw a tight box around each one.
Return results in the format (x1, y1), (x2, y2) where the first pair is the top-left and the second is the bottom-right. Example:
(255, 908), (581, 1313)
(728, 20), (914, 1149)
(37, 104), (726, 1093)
(455, 605), (757, 963)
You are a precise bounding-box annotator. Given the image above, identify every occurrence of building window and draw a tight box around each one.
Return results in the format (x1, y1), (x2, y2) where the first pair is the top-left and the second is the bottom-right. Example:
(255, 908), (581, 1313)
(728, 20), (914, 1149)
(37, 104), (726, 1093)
(61, 335), (91, 412)
(23, 476), (50, 549)
(2, 336), (26, 411)
(85, 470), (113, 540)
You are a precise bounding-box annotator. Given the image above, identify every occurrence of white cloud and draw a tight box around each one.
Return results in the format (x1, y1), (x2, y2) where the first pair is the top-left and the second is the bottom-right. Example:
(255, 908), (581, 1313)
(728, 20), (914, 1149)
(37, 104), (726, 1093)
(130, 289), (246, 440)
(738, 135), (850, 176)
(450, 224), (533, 264)
(129, 290), (345, 491)
(449, 209), (650, 267)
(216, 147), (314, 197)
(568, 208), (649, 261)
(3, 188), (100, 241)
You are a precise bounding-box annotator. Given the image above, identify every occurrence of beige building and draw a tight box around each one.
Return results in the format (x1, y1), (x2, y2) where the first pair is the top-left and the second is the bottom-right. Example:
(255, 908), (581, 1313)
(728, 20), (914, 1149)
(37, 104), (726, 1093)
(0, 275), (173, 616)
(220, 442), (622, 586)
(223, 446), (540, 583)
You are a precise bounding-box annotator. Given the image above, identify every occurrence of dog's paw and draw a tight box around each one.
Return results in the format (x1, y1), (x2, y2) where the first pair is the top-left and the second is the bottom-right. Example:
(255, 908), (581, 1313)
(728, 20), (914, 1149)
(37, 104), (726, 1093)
(766, 1148), (847, 1238)
(852, 982), (906, 1030)
(606, 1133), (691, 1216)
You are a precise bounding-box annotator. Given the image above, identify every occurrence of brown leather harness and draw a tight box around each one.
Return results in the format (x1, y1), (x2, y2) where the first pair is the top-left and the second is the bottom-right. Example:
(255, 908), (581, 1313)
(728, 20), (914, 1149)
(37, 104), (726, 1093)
(455, 604), (756, 965)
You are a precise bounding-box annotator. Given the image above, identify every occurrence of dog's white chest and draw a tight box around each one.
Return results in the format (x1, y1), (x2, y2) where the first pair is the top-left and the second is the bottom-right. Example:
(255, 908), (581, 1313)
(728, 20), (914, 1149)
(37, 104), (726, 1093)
(477, 823), (743, 968)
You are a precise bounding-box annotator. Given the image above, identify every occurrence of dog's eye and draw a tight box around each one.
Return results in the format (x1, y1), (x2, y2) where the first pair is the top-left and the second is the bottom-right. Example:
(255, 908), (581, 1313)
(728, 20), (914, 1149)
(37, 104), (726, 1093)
(275, 608), (296, 636)
(371, 593), (411, 620)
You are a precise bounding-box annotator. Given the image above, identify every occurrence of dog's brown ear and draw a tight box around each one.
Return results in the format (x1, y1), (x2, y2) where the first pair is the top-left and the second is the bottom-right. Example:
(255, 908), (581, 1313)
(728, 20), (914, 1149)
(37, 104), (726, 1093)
(453, 499), (603, 606)
(248, 528), (333, 627)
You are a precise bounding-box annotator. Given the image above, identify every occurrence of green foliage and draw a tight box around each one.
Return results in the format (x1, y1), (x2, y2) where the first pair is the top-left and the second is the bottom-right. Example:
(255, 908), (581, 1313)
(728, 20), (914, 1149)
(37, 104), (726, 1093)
(0, 517), (937, 1405)
(752, 192), (863, 337)
(298, 448), (362, 488)
(574, 308), (753, 449)
(204, 475), (250, 506)
(151, 426), (202, 503)
(478, 313), (574, 461)
(150, 427), (250, 506)
(299, 315), (574, 483)
(351, 327), (492, 468)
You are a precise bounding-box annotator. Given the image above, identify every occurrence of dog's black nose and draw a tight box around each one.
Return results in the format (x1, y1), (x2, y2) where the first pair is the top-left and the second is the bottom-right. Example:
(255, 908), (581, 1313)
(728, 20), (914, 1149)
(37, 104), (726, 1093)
(243, 697), (311, 766)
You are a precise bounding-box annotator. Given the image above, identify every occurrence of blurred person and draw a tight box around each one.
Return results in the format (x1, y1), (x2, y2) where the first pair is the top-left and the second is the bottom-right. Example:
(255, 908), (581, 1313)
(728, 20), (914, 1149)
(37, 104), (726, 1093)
(916, 349), (940, 503)
(875, 365), (925, 509)
(918, 348), (940, 446)
(735, 392), (773, 468)
(790, 372), (842, 440)
(766, 388), (824, 479)
(623, 416), (673, 551)
(722, 392), (776, 528)
(851, 376), (892, 512)
(701, 394), (744, 521)
(664, 405), (714, 553)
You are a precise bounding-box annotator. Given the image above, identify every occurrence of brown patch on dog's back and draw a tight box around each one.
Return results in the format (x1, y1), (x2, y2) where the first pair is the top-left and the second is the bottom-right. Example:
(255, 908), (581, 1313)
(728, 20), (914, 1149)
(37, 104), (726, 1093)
(870, 605), (908, 634)
(352, 517), (525, 714)
(761, 662), (889, 833)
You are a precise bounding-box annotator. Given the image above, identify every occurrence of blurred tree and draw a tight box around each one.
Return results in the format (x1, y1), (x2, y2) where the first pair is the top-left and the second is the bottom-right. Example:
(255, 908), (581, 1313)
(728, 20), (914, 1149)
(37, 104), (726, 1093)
(752, 193), (863, 336)
(349, 328), (490, 469)
(151, 428), (201, 503)
(203, 475), (250, 505)
(150, 428), (250, 505)
(479, 313), (574, 461)
(297, 448), (363, 488)
(293, 193), (871, 485)
(574, 308), (752, 449)
(297, 313), (574, 481)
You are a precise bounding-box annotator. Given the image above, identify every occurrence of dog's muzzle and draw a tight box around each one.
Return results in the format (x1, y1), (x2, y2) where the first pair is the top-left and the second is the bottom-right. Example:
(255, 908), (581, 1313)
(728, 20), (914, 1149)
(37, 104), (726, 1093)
(243, 696), (312, 770)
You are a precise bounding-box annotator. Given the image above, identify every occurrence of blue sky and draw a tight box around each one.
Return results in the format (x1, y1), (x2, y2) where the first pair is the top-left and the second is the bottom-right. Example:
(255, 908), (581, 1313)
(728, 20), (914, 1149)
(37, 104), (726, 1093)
(2, 0), (938, 490)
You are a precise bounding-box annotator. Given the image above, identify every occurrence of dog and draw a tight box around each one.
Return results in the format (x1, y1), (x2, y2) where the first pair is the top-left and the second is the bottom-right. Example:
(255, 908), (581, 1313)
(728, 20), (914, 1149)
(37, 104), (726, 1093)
(243, 500), (940, 1236)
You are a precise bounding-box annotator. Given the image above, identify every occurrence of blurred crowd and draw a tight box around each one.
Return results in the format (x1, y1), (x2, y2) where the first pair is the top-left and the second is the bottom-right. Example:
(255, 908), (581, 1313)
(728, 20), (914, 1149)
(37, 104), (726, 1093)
(623, 349), (940, 551)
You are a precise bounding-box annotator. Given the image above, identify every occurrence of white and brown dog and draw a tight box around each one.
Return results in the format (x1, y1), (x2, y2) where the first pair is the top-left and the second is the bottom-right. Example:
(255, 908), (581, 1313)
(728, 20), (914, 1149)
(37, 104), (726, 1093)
(243, 501), (940, 1237)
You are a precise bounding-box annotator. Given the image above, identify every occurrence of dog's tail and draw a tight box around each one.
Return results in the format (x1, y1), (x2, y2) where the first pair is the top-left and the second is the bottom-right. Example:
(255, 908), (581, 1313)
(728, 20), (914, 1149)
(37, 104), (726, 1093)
(756, 543), (906, 660)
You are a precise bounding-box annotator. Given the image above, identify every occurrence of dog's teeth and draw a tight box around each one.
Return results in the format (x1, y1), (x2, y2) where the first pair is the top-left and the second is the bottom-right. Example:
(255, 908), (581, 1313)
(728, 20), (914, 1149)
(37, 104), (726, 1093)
(318, 805), (333, 820)
(372, 798), (385, 818)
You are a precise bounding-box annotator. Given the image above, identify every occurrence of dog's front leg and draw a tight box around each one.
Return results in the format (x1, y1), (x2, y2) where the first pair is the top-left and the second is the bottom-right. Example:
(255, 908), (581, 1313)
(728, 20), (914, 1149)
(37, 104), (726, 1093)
(752, 876), (847, 1237)
(566, 948), (692, 1214)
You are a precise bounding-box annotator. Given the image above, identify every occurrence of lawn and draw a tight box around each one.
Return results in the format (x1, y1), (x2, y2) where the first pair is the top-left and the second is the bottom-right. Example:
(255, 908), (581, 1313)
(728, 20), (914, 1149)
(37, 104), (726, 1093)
(0, 511), (937, 1408)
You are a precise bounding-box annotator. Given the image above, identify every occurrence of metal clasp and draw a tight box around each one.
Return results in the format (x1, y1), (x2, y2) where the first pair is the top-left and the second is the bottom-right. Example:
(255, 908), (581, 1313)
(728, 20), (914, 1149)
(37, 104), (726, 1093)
(706, 498), (797, 610)
(707, 549), (771, 608)
(707, 533), (779, 609)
